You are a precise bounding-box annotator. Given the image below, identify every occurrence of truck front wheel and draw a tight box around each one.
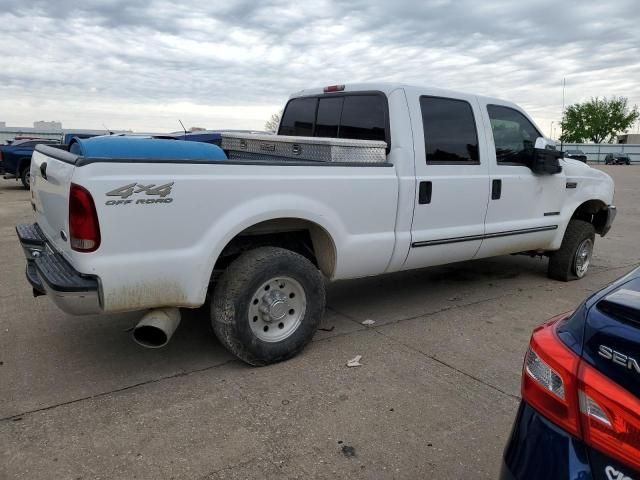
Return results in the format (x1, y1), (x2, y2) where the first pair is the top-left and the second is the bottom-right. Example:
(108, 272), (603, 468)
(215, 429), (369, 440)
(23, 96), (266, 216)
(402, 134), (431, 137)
(211, 247), (326, 365)
(547, 220), (596, 281)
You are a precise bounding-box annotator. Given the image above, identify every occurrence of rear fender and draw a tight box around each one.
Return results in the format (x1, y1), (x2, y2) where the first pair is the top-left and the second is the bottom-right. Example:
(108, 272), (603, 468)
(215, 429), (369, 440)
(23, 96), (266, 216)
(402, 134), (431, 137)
(197, 194), (344, 303)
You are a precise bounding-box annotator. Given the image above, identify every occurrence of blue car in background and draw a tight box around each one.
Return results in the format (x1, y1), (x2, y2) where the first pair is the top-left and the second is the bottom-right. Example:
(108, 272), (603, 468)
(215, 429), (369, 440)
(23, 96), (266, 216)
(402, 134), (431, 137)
(0, 138), (61, 188)
(501, 267), (640, 479)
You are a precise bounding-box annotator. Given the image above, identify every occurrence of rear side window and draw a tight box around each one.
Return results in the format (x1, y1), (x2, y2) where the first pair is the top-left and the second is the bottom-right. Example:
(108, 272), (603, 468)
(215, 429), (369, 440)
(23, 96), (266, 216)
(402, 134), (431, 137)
(278, 93), (388, 144)
(279, 97), (317, 136)
(420, 96), (479, 164)
(487, 105), (540, 164)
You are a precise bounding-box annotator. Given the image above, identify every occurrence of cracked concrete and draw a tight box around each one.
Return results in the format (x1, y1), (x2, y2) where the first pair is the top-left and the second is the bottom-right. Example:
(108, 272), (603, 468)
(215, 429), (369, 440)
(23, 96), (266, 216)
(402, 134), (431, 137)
(1, 166), (639, 479)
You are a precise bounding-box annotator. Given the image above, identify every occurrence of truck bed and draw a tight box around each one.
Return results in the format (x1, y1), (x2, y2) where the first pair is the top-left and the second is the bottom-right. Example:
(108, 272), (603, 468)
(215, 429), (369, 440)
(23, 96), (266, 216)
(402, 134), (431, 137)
(30, 140), (398, 313)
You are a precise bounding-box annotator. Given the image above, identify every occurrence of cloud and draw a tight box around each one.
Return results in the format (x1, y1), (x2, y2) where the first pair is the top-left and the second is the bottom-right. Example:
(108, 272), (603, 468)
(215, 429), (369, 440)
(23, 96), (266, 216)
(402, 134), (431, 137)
(0, 0), (638, 134)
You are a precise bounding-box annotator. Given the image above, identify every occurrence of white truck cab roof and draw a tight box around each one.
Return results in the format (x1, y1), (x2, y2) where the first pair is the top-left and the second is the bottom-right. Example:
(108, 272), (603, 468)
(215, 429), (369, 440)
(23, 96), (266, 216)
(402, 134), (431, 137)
(289, 82), (541, 134)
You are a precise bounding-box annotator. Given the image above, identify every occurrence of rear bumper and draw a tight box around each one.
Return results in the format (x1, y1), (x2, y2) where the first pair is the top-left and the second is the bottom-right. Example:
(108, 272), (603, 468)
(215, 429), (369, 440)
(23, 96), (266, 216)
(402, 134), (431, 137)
(16, 223), (102, 315)
(501, 401), (637, 480)
(501, 402), (593, 480)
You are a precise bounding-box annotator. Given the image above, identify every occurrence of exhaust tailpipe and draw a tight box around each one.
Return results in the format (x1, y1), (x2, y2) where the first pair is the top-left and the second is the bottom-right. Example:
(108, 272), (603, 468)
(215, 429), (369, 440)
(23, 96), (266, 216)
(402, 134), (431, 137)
(133, 307), (181, 348)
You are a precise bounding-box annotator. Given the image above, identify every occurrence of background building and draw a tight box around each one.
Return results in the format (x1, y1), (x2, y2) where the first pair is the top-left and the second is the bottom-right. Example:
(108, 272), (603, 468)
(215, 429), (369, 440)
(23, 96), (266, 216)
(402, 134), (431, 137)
(0, 125), (133, 144)
(33, 120), (62, 129)
(618, 133), (640, 144)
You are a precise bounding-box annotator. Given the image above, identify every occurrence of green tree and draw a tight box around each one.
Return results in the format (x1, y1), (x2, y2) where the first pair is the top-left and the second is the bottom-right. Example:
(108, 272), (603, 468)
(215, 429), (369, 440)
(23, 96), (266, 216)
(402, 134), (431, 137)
(560, 97), (639, 143)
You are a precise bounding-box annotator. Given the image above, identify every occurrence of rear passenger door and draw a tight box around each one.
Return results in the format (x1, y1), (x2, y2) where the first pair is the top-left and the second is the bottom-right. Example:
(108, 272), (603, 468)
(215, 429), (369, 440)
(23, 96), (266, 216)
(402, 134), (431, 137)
(404, 93), (491, 269)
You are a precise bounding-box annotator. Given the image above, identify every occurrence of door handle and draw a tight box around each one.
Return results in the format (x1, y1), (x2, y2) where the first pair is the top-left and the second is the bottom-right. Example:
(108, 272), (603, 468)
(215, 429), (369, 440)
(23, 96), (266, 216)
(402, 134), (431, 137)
(419, 181), (432, 204)
(491, 179), (502, 200)
(40, 162), (47, 180)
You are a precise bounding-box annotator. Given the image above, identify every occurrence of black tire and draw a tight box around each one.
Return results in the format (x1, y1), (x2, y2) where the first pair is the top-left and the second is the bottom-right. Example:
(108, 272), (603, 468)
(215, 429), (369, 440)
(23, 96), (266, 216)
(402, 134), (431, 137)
(211, 247), (326, 366)
(20, 166), (30, 189)
(548, 220), (596, 281)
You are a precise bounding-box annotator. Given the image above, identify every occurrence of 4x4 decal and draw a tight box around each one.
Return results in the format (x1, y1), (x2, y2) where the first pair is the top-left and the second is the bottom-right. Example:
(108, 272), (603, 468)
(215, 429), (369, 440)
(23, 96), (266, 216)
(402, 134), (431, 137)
(105, 182), (174, 206)
(106, 182), (173, 198)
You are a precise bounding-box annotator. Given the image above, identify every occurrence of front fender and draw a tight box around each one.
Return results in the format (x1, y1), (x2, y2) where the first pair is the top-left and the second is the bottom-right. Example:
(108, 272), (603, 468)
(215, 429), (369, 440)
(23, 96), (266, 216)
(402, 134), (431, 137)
(549, 165), (615, 250)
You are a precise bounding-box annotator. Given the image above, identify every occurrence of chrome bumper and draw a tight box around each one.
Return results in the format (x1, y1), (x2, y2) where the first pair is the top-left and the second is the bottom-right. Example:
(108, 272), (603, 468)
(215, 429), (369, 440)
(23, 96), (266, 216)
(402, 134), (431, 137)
(17, 223), (102, 315)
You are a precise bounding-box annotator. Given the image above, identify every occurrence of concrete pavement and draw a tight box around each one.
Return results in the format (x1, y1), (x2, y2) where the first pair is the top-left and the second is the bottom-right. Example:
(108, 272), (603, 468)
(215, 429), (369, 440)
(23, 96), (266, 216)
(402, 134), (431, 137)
(1, 166), (638, 479)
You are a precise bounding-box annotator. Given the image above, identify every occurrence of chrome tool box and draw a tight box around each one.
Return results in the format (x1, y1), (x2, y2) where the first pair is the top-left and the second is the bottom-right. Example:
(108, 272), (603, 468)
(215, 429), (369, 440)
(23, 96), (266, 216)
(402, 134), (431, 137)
(221, 133), (387, 163)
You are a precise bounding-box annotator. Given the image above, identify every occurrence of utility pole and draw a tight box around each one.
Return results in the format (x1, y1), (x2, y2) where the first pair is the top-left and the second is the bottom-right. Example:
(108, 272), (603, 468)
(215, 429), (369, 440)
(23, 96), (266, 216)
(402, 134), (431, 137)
(550, 120), (554, 139)
(560, 78), (566, 151)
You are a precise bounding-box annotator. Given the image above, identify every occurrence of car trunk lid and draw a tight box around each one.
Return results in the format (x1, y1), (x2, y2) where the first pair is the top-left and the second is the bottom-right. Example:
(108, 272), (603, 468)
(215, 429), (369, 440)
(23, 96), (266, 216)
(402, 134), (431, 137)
(582, 276), (640, 399)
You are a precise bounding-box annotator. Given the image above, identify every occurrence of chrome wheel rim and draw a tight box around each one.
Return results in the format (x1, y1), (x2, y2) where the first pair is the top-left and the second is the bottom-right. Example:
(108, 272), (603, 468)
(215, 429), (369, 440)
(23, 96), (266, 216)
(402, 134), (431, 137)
(248, 276), (306, 342)
(574, 238), (593, 278)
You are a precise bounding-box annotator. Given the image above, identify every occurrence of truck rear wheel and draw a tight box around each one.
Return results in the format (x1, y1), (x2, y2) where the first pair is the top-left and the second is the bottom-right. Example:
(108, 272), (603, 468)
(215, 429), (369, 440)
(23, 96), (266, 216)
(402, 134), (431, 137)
(547, 220), (596, 281)
(211, 247), (326, 365)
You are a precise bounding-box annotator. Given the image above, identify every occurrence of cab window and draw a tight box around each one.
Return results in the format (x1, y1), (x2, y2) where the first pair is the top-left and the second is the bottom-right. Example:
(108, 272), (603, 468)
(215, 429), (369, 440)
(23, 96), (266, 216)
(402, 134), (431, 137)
(278, 97), (316, 136)
(315, 97), (343, 138)
(278, 93), (388, 144)
(487, 105), (541, 165)
(338, 95), (386, 142)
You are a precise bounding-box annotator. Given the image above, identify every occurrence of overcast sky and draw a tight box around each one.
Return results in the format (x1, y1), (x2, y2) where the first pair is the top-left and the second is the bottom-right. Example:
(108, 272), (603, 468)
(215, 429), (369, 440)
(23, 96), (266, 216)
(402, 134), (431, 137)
(1, 0), (639, 136)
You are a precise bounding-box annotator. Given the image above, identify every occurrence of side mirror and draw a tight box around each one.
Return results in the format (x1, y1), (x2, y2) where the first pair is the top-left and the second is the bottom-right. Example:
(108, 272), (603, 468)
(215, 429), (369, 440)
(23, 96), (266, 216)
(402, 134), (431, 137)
(531, 137), (562, 175)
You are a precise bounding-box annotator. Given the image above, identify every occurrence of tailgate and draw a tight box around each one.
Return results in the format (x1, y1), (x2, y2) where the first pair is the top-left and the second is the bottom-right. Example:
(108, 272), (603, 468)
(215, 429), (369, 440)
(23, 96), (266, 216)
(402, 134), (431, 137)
(30, 148), (76, 257)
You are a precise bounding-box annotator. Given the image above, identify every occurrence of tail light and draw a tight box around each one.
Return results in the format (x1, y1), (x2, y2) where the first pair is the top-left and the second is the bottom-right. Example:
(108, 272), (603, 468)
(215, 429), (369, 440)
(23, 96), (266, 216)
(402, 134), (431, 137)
(69, 183), (100, 252)
(522, 316), (640, 472)
(578, 363), (640, 471)
(522, 315), (581, 437)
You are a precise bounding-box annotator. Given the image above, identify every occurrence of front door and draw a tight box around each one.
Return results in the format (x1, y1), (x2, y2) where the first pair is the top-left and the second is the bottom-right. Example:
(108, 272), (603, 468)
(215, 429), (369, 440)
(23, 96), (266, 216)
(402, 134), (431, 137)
(404, 93), (491, 269)
(476, 102), (565, 259)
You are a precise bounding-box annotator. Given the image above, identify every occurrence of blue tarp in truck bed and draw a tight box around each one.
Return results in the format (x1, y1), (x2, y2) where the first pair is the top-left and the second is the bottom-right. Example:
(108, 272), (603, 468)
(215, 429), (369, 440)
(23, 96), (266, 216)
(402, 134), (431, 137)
(69, 136), (227, 160)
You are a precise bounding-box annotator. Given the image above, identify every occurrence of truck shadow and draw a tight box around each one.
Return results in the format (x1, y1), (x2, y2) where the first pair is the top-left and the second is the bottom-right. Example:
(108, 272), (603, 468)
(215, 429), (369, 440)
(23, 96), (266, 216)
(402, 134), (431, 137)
(324, 254), (550, 324)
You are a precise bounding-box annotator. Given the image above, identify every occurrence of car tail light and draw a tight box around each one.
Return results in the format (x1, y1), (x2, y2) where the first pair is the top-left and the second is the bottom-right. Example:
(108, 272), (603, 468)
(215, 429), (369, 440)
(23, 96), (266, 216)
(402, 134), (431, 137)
(522, 315), (640, 471)
(69, 183), (100, 252)
(522, 314), (581, 437)
(579, 362), (640, 471)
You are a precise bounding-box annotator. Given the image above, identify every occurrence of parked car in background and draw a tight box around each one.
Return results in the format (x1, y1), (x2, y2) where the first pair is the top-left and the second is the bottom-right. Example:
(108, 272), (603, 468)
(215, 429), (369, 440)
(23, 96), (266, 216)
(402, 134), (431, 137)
(605, 153), (631, 165)
(500, 267), (640, 479)
(0, 138), (60, 188)
(563, 149), (587, 163)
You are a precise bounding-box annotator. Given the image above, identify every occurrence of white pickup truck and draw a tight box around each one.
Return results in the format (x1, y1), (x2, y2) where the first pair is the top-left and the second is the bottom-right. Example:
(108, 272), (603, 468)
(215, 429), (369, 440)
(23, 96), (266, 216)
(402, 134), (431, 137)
(17, 83), (616, 365)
